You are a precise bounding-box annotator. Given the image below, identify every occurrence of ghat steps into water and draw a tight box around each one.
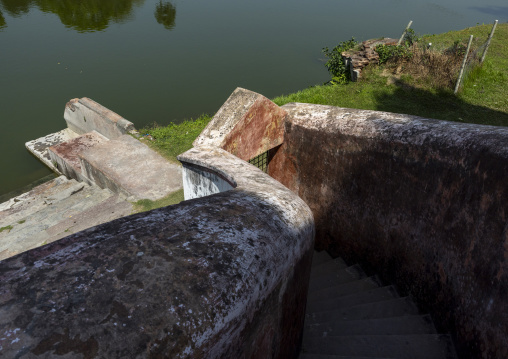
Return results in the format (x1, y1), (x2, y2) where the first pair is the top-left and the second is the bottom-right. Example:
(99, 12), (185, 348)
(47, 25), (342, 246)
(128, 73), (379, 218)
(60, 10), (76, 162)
(302, 250), (457, 359)
(0, 176), (132, 260)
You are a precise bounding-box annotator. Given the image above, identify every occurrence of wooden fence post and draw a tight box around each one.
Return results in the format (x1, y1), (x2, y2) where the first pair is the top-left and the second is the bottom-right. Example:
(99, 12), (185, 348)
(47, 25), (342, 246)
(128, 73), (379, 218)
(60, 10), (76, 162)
(454, 35), (473, 94)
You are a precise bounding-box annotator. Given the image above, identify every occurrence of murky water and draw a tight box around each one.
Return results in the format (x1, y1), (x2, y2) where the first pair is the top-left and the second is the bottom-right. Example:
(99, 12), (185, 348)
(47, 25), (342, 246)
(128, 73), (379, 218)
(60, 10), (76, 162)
(0, 0), (506, 197)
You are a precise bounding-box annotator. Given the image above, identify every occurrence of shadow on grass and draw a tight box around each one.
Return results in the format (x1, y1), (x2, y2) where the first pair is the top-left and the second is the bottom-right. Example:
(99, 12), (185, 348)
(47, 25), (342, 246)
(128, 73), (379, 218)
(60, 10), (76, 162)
(371, 79), (508, 127)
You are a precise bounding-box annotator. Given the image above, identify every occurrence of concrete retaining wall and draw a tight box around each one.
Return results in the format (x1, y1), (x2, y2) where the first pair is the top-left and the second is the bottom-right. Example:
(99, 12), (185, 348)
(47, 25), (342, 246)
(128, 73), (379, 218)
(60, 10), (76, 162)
(0, 146), (314, 358)
(64, 97), (134, 139)
(268, 102), (508, 359)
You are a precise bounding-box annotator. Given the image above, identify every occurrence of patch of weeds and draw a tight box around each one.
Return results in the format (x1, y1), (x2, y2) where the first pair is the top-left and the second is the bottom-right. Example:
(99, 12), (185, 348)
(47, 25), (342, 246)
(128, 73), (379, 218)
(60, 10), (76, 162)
(17, 219), (26, 224)
(133, 189), (185, 213)
(376, 44), (413, 64)
(0, 225), (13, 233)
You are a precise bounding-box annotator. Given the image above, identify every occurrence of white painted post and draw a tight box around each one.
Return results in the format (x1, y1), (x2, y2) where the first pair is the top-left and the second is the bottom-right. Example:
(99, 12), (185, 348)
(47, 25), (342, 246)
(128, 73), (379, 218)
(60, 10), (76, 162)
(480, 20), (498, 64)
(454, 35), (474, 94)
(397, 20), (413, 46)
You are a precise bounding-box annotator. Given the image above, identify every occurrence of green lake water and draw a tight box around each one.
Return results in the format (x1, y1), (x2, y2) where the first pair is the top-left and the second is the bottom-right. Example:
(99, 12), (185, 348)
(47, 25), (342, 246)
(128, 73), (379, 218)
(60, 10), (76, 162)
(0, 0), (506, 197)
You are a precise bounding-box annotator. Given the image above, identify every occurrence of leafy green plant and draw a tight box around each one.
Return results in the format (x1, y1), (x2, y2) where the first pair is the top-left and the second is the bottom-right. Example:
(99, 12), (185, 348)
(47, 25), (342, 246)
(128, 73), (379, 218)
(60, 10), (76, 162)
(322, 37), (358, 80)
(403, 28), (422, 46)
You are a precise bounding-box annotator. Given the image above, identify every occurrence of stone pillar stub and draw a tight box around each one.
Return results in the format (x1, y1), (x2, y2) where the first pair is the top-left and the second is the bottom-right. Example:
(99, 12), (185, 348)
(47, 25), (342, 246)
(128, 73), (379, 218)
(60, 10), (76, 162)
(193, 87), (287, 161)
(64, 98), (135, 139)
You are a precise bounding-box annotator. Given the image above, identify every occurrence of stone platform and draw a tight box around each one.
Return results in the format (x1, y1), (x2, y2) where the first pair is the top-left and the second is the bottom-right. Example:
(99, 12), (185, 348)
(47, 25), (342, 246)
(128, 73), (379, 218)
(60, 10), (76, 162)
(25, 98), (183, 202)
(0, 97), (184, 261)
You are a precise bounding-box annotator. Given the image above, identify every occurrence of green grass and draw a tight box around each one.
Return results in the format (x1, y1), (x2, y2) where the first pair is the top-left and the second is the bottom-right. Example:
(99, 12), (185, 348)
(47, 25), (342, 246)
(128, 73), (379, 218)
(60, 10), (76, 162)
(274, 23), (508, 127)
(138, 114), (213, 163)
(0, 225), (13, 233)
(133, 189), (185, 213)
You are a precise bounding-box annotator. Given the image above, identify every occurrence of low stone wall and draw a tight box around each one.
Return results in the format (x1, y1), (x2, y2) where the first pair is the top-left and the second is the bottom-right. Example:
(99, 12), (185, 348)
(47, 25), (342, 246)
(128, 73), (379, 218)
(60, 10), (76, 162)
(0, 147), (314, 358)
(64, 98), (135, 139)
(268, 102), (508, 359)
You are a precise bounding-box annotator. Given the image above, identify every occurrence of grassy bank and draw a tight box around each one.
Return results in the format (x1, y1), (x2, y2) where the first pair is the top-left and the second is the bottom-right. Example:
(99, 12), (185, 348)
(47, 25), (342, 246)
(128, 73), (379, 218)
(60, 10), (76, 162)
(138, 114), (213, 163)
(274, 23), (508, 127)
(141, 24), (507, 164)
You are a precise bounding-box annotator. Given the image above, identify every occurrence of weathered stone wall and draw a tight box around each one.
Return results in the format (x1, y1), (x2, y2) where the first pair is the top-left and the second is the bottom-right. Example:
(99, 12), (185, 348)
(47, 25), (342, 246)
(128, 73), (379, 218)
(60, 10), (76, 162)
(268, 102), (508, 359)
(0, 147), (314, 358)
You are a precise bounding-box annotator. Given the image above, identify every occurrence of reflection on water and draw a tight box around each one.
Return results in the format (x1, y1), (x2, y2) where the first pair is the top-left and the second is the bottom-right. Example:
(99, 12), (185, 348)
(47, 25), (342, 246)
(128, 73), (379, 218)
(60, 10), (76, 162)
(0, 0), (176, 32)
(470, 6), (508, 19)
(154, 0), (175, 30)
(0, 9), (5, 29)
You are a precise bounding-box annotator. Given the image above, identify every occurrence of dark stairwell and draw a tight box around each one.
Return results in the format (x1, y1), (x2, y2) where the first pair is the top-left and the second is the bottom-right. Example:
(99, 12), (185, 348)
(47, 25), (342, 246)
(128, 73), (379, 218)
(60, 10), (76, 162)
(300, 250), (458, 359)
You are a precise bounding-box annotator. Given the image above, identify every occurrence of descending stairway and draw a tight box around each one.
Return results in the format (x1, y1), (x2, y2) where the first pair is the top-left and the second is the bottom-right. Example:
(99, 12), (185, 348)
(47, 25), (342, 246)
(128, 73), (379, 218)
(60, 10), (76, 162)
(0, 176), (132, 261)
(301, 251), (457, 359)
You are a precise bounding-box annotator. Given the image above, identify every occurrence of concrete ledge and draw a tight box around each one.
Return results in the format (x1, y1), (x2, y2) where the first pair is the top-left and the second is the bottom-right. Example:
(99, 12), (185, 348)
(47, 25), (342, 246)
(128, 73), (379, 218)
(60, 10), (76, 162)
(64, 98), (134, 139)
(25, 128), (80, 173)
(1, 147), (314, 358)
(269, 102), (508, 358)
(79, 135), (182, 201)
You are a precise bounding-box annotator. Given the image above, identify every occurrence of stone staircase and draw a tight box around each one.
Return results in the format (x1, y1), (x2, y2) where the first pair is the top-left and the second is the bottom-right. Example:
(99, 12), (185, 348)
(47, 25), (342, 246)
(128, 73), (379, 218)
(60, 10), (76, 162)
(0, 176), (132, 261)
(301, 251), (457, 359)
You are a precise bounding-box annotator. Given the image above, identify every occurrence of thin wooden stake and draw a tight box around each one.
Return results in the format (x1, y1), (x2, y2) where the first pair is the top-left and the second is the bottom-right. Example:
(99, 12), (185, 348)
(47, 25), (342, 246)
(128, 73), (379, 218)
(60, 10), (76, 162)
(397, 20), (413, 46)
(480, 20), (498, 64)
(454, 35), (473, 94)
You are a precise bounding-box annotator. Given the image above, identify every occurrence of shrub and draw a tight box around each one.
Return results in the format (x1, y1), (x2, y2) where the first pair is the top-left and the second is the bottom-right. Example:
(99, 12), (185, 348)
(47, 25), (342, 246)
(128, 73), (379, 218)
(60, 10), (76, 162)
(322, 38), (358, 80)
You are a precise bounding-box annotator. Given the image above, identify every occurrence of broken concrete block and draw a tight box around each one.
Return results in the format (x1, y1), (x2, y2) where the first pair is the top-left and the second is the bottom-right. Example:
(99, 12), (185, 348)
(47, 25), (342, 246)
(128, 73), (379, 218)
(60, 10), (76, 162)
(64, 97), (135, 139)
(193, 87), (287, 161)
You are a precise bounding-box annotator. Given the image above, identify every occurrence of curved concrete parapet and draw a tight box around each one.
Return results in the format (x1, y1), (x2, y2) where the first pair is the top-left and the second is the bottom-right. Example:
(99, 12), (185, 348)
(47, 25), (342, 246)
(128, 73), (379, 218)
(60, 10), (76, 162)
(0, 147), (314, 358)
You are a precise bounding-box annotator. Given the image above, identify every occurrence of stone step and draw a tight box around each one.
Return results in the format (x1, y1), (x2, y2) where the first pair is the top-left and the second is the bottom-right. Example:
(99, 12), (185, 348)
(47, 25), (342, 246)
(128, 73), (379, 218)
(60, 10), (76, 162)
(303, 315), (437, 338)
(302, 334), (457, 359)
(312, 250), (335, 267)
(309, 264), (366, 292)
(305, 297), (420, 324)
(307, 276), (384, 304)
(306, 286), (400, 314)
(45, 195), (133, 241)
(0, 183), (116, 260)
(79, 134), (182, 201)
(0, 176), (81, 227)
(310, 257), (348, 278)
(300, 355), (393, 359)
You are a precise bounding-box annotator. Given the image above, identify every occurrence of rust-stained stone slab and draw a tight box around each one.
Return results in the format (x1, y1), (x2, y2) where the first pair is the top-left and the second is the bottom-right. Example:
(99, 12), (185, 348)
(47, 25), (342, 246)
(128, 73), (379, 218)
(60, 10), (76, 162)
(79, 134), (182, 201)
(270, 102), (508, 359)
(194, 87), (286, 161)
(1, 147), (314, 359)
(48, 130), (108, 184)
